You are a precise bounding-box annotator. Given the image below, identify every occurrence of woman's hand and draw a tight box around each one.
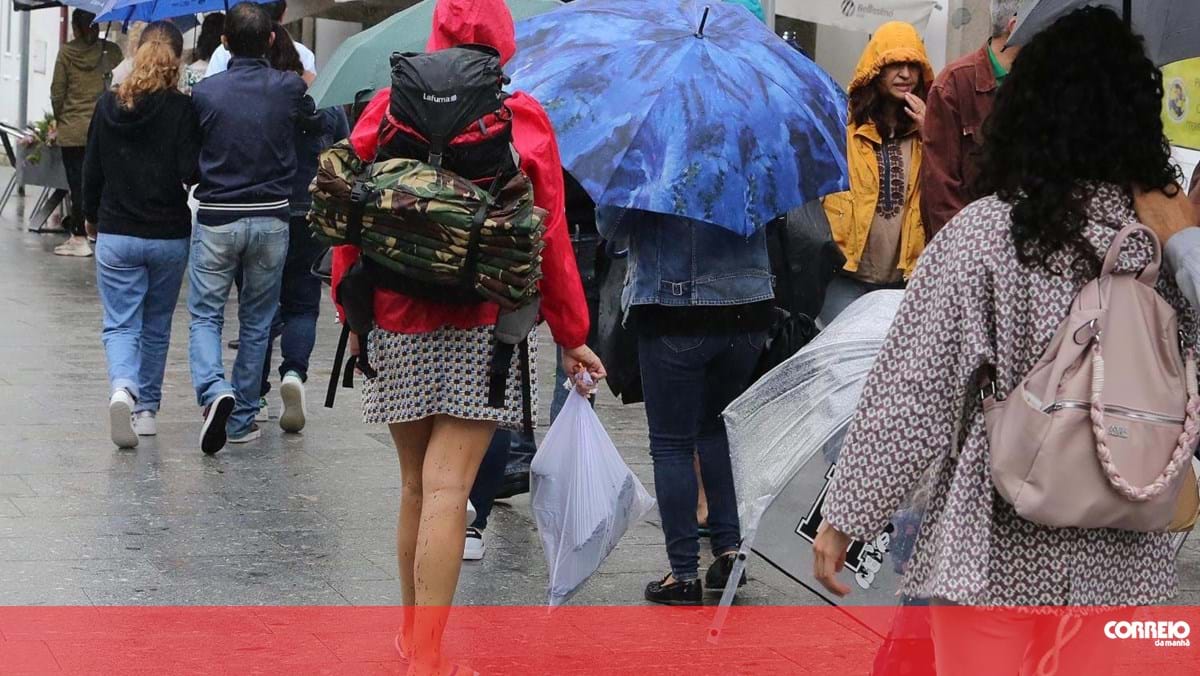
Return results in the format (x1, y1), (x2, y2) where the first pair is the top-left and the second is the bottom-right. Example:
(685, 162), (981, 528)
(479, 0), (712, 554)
(302, 70), (317, 87)
(903, 92), (926, 129)
(561, 344), (607, 393)
(812, 522), (853, 597)
(1133, 183), (1196, 243)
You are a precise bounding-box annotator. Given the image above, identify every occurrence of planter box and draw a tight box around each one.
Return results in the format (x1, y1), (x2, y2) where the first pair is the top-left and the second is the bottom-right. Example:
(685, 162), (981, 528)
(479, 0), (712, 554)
(18, 144), (69, 190)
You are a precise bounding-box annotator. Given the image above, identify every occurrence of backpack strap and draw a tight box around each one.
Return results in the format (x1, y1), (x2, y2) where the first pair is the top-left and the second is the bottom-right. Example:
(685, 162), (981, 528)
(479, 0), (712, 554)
(461, 170), (508, 294)
(487, 300), (541, 409)
(1091, 343), (1200, 501)
(1102, 223), (1161, 285)
(326, 324), (351, 409)
(519, 339), (534, 439)
(325, 324), (371, 409)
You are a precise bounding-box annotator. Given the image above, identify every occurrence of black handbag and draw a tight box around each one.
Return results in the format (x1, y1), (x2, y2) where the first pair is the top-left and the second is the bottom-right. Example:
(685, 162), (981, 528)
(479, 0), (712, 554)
(752, 307), (820, 381)
(766, 200), (845, 320)
(748, 201), (842, 380)
(594, 251), (644, 405)
(310, 247), (333, 285)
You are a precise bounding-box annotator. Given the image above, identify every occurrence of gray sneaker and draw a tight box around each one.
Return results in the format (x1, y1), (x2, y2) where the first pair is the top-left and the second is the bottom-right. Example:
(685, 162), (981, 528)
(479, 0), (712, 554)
(54, 236), (93, 258)
(108, 390), (137, 449)
(131, 411), (157, 437)
(228, 423), (262, 444)
(279, 372), (306, 433)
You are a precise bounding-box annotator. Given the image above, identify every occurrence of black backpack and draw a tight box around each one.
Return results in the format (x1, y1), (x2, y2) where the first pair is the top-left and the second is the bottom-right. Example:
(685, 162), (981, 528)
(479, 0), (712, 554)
(376, 43), (517, 183)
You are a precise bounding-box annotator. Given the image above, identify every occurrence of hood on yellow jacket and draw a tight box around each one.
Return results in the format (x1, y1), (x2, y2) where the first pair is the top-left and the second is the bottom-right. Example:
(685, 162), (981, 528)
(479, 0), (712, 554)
(823, 22), (933, 280)
(849, 21), (935, 96)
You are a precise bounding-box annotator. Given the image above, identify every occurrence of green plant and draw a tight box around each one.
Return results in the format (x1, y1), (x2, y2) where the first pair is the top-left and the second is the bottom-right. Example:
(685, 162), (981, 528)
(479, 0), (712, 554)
(17, 112), (58, 166)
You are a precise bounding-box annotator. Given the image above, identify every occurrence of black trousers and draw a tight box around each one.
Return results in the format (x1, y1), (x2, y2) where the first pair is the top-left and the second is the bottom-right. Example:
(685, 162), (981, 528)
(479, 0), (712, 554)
(60, 145), (87, 236)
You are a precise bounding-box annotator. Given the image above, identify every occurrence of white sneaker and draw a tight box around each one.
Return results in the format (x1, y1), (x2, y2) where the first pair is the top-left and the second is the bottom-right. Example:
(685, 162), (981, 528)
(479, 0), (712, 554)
(463, 527), (486, 561)
(255, 396), (270, 423)
(108, 390), (137, 449)
(131, 410), (157, 436)
(467, 499), (477, 526)
(54, 236), (93, 257)
(279, 372), (306, 433)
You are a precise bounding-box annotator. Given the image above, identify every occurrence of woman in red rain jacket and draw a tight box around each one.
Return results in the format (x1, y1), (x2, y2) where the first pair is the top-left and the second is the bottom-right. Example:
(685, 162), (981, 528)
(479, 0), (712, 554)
(331, 0), (604, 672)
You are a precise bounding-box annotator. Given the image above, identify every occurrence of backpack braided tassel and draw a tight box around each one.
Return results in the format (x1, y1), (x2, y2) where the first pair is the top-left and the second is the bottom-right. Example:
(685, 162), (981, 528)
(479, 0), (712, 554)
(1091, 345), (1200, 502)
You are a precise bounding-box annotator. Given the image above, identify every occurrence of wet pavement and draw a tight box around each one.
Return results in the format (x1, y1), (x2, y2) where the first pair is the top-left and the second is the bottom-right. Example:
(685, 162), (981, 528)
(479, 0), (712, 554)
(2, 166), (1198, 615)
(0, 168), (815, 610)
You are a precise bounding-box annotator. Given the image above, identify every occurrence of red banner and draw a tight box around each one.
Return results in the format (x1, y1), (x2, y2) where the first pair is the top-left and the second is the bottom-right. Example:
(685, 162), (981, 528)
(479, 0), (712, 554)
(1, 605), (1198, 674)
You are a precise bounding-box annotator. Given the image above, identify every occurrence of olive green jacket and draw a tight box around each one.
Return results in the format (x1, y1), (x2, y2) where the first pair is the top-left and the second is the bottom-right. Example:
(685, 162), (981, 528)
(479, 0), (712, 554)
(50, 38), (120, 148)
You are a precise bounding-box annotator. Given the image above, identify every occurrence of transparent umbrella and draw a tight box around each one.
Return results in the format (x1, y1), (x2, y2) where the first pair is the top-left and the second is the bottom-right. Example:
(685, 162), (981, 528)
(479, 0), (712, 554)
(1008, 0), (1200, 66)
(709, 290), (910, 639)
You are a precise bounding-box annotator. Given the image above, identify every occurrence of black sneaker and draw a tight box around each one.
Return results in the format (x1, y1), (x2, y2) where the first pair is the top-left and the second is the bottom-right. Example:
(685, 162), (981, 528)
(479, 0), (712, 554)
(644, 574), (702, 606)
(705, 553), (747, 590)
(495, 465), (531, 499)
(200, 393), (235, 455)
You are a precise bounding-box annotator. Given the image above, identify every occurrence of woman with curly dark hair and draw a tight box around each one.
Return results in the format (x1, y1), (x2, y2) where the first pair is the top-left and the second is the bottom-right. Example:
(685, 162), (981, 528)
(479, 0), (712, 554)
(811, 7), (1200, 674)
(819, 21), (933, 323)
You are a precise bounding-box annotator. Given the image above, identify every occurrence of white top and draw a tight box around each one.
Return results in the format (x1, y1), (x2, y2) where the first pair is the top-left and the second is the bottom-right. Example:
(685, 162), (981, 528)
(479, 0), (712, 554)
(203, 40), (316, 78)
(110, 58), (134, 86)
(1166, 227), (1200, 310)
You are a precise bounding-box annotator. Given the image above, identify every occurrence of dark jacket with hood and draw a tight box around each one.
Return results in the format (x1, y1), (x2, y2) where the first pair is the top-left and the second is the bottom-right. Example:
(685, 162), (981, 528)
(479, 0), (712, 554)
(51, 37), (121, 148)
(82, 89), (201, 239)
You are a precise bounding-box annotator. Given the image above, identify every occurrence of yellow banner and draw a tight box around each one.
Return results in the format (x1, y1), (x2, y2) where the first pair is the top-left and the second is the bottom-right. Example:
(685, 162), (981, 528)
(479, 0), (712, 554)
(1164, 58), (1200, 150)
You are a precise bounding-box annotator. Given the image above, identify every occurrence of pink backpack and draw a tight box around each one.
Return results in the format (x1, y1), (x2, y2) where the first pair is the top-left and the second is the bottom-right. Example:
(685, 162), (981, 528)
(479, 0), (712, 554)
(983, 224), (1200, 532)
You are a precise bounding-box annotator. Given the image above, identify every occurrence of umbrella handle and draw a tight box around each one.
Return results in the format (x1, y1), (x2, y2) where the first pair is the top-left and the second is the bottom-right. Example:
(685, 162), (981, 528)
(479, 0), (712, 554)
(695, 6), (710, 38)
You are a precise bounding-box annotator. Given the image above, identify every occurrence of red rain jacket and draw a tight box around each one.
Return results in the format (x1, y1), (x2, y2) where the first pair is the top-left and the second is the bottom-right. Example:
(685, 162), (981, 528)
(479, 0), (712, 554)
(332, 0), (589, 348)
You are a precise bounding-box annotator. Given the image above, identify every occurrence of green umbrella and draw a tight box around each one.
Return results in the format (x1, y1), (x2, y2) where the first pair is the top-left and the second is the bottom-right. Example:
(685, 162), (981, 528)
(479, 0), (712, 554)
(309, 0), (563, 109)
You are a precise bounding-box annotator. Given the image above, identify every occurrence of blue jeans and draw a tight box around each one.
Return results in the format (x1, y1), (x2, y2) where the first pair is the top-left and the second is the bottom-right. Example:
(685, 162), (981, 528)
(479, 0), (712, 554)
(187, 217), (288, 436)
(260, 215), (324, 395)
(95, 234), (189, 412)
(638, 330), (766, 582)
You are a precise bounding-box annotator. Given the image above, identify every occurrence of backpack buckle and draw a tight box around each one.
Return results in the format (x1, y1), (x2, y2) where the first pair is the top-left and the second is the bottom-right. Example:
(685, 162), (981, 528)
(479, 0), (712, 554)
(1073, 318), (1101, 346)
(350, 182), (372, 205)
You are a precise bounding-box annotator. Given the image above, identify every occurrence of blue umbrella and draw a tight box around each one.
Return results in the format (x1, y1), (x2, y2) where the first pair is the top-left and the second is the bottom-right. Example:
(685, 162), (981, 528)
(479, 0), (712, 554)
(508, 0), (848, 236)
(59, 0), (111, 14)
(97, 0), (265, 24)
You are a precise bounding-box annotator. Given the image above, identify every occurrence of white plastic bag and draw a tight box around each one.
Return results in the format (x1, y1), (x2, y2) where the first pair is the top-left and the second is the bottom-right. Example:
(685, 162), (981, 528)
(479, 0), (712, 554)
(530, 380), (655, 606)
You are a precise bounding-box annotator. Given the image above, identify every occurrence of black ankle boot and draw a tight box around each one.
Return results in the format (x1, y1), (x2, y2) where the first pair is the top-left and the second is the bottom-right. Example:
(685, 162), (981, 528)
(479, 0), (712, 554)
(644, 574), (702, 605)
(705, 553), (747, 590)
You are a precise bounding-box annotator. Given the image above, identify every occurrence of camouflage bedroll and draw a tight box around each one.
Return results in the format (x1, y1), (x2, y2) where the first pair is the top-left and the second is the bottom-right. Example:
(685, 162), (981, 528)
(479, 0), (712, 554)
(309, 141), (545, 308)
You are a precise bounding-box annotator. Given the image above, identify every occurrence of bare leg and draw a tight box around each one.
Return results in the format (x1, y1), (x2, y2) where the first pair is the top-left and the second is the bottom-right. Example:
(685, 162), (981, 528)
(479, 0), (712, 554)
(389, 418), (435, 657)
(695, 453), (709, 528)
(409, 414), (495, 675)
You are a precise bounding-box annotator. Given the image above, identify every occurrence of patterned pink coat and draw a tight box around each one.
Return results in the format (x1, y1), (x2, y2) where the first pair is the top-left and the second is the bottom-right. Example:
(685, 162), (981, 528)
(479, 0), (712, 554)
(823, 184), (1199, 606)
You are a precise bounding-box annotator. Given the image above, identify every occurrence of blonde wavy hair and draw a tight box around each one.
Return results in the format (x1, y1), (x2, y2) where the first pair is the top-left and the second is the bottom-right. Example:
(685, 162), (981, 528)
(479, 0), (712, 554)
(115, 21), (184, 110)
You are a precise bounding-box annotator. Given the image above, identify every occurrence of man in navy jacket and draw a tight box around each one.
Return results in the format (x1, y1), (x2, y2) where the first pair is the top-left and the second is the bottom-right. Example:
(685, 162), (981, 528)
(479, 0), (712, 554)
(187, 1), (317, 454)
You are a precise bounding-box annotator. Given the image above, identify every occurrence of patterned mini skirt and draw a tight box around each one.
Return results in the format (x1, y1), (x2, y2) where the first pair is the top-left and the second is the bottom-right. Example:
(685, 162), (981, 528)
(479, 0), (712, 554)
(361, 325), (538, 430)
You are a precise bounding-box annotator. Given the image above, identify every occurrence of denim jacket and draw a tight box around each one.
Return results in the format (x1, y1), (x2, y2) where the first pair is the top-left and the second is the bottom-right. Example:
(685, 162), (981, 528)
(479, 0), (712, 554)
(596, 207), (774, 312)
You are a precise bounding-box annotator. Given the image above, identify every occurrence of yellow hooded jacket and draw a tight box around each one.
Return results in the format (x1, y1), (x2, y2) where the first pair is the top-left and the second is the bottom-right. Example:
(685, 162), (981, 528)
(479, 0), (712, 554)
(823, 22), (935, 279)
